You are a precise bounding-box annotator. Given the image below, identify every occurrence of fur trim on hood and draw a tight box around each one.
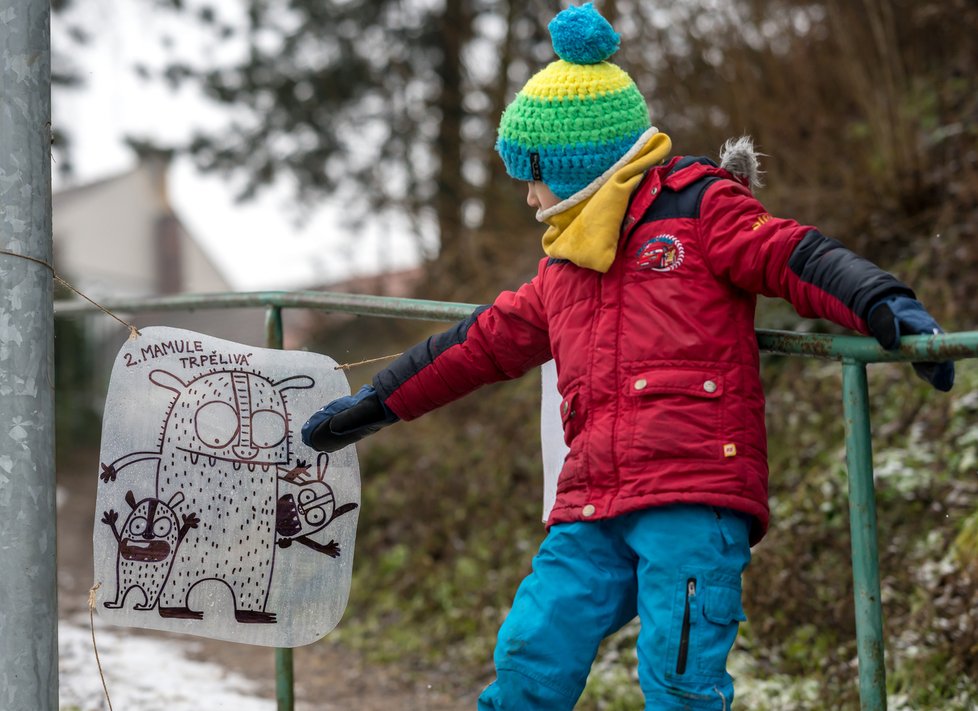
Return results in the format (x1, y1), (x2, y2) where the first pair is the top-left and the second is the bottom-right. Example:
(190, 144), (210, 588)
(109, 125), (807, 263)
(719, 136), (764, 190)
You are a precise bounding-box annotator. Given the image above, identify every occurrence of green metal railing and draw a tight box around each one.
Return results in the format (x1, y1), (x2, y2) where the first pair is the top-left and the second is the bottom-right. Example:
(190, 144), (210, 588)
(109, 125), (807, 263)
(54, 290), (978, 711)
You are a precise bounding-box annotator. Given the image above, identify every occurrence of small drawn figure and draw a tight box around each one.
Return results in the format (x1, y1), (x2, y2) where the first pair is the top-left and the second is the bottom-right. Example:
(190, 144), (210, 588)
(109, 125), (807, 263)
(100, 367), (314, 624)
(102, 490), (199, 611)
(276, 453), (358, 558)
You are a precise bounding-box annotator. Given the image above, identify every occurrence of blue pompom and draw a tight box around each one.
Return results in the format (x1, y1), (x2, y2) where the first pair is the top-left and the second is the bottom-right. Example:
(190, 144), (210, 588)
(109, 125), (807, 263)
(548, 3), (620, 65)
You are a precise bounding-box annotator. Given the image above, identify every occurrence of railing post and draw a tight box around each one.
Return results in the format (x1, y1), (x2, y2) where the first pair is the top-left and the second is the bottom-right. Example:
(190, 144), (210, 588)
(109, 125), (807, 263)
(275, 646), (295, 711)
(265, 305), (296, 711)
(0, 1), (58, 709)
(841, 360), (887, 710)
(266, 304), (285, 351)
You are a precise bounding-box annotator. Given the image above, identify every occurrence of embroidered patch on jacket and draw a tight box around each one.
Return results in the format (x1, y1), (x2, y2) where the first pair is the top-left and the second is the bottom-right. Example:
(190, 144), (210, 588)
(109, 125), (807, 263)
(723, 443), (737, 457)
(636, 234), (685, 272)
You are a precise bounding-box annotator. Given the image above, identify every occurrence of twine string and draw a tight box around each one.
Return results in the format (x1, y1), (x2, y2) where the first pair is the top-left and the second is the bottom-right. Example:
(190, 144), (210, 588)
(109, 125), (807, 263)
(88, 582), (114, 711)
(0, 247), (140, 339)
(334, 352), (403, 370)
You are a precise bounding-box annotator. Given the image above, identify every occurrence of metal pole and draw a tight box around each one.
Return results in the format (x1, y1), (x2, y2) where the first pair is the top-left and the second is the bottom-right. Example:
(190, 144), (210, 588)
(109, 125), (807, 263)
(0, 1), (58, 709)
(265, 305), (296, 711)
(841, 360), (886, 711)
(276, 647), (296, 711)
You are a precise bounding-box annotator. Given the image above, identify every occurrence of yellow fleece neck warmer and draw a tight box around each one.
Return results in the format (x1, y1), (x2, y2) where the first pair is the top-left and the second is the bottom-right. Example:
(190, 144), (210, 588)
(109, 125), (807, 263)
(539, 131), (672, 273)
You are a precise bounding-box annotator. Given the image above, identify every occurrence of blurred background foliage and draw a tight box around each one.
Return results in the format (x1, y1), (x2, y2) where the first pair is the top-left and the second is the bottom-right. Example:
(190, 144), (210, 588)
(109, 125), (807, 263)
(52, 0), (978, 707)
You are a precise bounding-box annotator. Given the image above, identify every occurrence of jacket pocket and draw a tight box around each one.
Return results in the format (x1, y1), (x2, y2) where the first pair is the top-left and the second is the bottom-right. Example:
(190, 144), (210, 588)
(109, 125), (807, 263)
(625, 366), (726, 462)
(559, 389), (584, 446)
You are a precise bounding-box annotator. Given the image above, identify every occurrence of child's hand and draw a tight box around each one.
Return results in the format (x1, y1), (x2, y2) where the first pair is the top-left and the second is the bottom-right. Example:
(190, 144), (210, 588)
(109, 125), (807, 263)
(301, 385), (399, 453)
(867, 296), (955, 391)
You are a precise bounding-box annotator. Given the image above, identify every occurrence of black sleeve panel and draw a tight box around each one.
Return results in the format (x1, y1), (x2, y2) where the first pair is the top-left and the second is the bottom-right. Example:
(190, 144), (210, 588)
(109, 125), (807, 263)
(372, 305), (491, 402)
(786, 230), (915, 320)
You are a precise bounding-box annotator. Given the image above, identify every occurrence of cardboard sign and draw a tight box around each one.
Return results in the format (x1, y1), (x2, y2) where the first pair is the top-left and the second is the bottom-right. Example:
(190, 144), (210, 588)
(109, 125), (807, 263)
(93, 327), (358, 648)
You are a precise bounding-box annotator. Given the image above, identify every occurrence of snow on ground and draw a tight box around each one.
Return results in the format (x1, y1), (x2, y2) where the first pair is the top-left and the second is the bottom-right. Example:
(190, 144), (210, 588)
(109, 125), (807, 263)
(58, 615), (275, 711)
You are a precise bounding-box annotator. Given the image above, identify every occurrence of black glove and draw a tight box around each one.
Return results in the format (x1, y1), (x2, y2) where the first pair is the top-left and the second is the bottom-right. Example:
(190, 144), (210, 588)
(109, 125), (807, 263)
(867, 296), (954, 392)
(301, 385), (399, 453)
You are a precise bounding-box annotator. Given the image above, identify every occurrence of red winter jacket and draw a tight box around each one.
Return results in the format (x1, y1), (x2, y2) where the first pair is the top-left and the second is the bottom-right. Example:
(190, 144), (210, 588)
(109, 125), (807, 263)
(374, 156), (912, 543)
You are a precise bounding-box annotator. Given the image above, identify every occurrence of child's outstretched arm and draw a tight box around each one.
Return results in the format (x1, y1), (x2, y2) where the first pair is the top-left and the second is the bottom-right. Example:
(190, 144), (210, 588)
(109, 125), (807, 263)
(303, 263), (552, 452)
(700, 179), (953, 390)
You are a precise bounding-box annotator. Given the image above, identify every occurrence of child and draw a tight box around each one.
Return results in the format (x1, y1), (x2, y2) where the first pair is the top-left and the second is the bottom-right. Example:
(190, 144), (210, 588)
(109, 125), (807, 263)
(302, 5), (953, 709)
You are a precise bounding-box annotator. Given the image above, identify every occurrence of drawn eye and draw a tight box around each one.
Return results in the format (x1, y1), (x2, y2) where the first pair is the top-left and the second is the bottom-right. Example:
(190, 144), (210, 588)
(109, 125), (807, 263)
(305, 507), (325, 525)
(128, 516), (148, 536)
(298, 488), (316, 504)
(153, 518), (173, 538)
(251, 409), (286, 448)
(195, 401), (239, 448)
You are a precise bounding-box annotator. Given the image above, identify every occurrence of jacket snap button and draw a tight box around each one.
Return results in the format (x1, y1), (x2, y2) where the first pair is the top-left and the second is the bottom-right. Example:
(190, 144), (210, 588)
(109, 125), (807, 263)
(651, 187), (658, 195)
(634, 378), (648, 391)
(561, 401), (569, 415)
(703, 380), (717, 393)
(582, 504), (596, 517)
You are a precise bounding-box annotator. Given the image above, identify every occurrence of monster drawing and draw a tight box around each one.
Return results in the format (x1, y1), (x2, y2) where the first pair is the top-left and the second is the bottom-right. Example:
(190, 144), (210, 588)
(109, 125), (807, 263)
(102, 490), (199, 611)
(100, 368), (314, 624)
(276, 453), (359, 557)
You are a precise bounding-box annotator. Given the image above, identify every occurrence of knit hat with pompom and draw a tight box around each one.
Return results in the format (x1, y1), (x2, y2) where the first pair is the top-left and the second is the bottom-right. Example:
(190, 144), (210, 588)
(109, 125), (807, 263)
(495, 3), (651, 200)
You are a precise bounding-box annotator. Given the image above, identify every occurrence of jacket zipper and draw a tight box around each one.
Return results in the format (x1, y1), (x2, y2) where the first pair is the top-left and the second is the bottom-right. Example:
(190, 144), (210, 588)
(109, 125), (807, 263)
(676, 577), (697, 675)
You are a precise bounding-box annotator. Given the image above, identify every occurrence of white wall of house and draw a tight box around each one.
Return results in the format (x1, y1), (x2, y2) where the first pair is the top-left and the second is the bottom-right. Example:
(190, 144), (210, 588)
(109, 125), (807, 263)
(53, 157), (270, 386)
(53, 157), (231, 298)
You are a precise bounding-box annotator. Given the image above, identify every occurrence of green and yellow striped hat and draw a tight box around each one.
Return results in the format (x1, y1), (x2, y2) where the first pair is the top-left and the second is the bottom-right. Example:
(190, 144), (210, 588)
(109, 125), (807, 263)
(495, 3), (651, 200)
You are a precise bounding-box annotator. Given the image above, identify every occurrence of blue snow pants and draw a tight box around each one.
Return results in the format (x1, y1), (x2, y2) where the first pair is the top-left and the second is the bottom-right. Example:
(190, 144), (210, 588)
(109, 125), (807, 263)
(477, 504), (752, 710)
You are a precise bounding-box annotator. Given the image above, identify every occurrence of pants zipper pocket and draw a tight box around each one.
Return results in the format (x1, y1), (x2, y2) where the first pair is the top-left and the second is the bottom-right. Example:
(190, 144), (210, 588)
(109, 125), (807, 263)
(676, 577), (697, 675)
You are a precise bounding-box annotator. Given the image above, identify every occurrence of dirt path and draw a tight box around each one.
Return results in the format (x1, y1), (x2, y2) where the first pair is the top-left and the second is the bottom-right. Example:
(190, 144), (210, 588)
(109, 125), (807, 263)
(57, 450), (479, 710)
